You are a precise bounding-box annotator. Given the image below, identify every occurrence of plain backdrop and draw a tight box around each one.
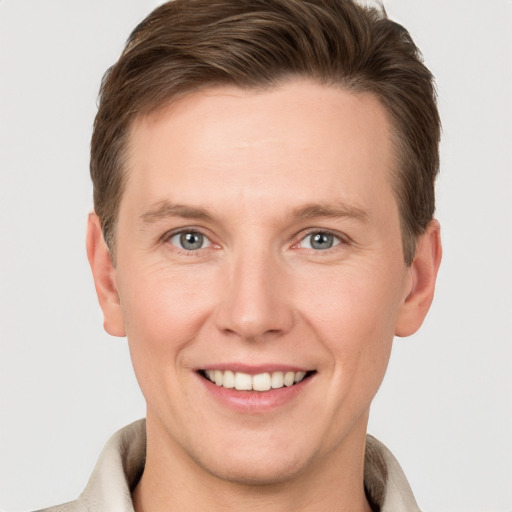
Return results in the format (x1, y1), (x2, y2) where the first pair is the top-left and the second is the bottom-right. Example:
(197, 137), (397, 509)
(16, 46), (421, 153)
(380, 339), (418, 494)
(1, 1), (511, 511)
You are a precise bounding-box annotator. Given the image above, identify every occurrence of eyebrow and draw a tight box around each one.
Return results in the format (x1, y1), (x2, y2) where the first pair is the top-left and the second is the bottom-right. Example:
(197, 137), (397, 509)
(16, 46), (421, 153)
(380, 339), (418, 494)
(140, 201), (214, 223)
(140, 200), (368, 224)
(290, 203), (368, 222)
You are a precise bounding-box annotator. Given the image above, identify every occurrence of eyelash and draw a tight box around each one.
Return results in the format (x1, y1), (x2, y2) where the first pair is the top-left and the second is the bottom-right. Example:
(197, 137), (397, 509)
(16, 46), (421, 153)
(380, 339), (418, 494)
(294, 229), (348, 252)
(163, 227), (348, 254)
(165, 228), (214, 252)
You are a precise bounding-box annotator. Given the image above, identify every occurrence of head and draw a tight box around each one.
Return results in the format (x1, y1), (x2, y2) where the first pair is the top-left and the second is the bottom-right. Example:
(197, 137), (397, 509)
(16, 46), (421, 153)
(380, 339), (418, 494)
(86, 0), (442, 497)
(91, 0), (440, 266)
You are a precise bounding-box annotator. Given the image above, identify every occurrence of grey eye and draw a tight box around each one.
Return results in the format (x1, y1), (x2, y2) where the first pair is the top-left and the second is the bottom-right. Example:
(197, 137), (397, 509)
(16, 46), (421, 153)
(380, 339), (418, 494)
(169, 231), (209, 250)
(300, 232), (341, 250)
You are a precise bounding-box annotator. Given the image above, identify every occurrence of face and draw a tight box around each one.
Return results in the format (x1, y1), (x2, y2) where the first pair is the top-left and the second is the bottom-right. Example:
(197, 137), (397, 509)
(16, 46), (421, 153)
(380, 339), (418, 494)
(94, 80), (421, 484)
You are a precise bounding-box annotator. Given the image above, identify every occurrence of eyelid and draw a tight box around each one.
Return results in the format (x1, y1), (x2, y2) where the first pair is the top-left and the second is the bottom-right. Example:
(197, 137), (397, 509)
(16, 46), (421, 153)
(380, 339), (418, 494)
(162, 226), (217, 249)
(170, 232), (211, 249)
(159, 226), (349, 251)
(293, 228), (349, 250)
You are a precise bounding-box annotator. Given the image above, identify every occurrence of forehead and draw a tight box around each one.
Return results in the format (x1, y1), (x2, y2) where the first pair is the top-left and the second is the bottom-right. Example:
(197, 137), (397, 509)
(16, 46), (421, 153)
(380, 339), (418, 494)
(123, 80), (397, 222)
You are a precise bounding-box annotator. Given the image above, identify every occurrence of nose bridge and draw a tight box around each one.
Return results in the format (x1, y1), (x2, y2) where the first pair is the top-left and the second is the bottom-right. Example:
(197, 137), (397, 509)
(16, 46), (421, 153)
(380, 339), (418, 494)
(216, 239), (293, 340)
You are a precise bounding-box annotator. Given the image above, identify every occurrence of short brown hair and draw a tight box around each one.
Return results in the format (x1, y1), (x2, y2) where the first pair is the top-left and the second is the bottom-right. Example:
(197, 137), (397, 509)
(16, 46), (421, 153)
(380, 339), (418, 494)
(91, 0), (440, 264)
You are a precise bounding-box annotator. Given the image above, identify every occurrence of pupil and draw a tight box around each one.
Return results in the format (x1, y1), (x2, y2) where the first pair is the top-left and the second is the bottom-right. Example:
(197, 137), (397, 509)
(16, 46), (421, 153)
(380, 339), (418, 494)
(311, 232), (333, 250)
(181, 232), (203, 250)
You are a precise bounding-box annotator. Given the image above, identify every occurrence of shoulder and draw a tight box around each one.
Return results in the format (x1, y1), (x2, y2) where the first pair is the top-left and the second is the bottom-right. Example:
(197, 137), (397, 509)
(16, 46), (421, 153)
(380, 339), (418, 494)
(30, 420), (146, 512)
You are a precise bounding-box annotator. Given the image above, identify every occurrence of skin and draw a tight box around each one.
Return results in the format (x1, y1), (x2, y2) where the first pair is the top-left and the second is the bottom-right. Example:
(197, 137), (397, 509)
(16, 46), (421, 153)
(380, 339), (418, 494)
(87, 79), (441, 511)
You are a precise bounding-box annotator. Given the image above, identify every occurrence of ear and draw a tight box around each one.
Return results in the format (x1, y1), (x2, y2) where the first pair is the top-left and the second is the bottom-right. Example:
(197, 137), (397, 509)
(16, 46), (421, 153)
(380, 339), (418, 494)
(395, 220), (442, 337)
(86, 213), (126, 337)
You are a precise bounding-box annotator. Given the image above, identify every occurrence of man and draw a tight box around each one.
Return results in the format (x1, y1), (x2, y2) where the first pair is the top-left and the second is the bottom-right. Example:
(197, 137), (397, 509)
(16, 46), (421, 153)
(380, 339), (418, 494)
(39, 0), (441, 510)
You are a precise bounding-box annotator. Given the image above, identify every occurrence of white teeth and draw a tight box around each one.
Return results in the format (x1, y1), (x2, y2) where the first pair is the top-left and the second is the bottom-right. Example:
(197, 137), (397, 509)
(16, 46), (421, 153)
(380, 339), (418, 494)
(294, 371), (306, 383)
(223, 370), (235, 389)
(203, 369), (309, 391)
(234, 372), (252, 391)
(283, 371), (295, 387)
(271, 371), (284, 389)
(252, 372), (271, 391)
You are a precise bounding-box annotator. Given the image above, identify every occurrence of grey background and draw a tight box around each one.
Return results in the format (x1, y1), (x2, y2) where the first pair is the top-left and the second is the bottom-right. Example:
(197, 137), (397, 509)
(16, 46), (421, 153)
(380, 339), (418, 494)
(1, 1), (511, 511)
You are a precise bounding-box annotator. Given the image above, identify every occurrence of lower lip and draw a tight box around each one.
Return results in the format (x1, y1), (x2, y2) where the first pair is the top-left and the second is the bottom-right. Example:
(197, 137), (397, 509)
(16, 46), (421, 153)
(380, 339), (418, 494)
(197, 373), (313, 413)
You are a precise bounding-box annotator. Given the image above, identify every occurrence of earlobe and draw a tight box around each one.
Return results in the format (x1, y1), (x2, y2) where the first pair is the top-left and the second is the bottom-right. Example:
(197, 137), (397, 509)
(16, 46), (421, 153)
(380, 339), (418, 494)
(86, 213), (126, 337)
(395, 220), (442, 337)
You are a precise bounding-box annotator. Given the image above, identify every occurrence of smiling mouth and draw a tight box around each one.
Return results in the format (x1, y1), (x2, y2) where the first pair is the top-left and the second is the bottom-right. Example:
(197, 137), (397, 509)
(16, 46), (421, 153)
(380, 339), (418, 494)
(199, 369), (315, 391)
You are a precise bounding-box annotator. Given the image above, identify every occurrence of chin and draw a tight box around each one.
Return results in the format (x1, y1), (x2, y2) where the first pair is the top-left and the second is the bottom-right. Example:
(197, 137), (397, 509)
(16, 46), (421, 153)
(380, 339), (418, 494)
(199, 452), (311, 487)
(177, 428), (310, 485)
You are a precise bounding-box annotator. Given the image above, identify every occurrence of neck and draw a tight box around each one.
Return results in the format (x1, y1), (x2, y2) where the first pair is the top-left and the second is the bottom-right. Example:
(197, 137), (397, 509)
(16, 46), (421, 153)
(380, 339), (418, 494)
(132, 412), (373, 512)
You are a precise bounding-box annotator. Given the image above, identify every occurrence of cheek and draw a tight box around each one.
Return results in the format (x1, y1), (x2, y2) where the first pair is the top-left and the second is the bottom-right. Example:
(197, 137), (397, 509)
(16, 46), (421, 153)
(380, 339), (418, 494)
(120, 262), (210, 335)
(298, 263), (404, 384)
(118, 268), (218, 420)
(302, 267), (402, 338)
(117, 265), (215, 384)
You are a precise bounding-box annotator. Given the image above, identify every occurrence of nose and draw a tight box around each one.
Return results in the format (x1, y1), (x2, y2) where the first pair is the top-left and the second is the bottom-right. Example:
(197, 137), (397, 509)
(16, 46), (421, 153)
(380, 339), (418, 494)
(214, 247), (294, 342)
